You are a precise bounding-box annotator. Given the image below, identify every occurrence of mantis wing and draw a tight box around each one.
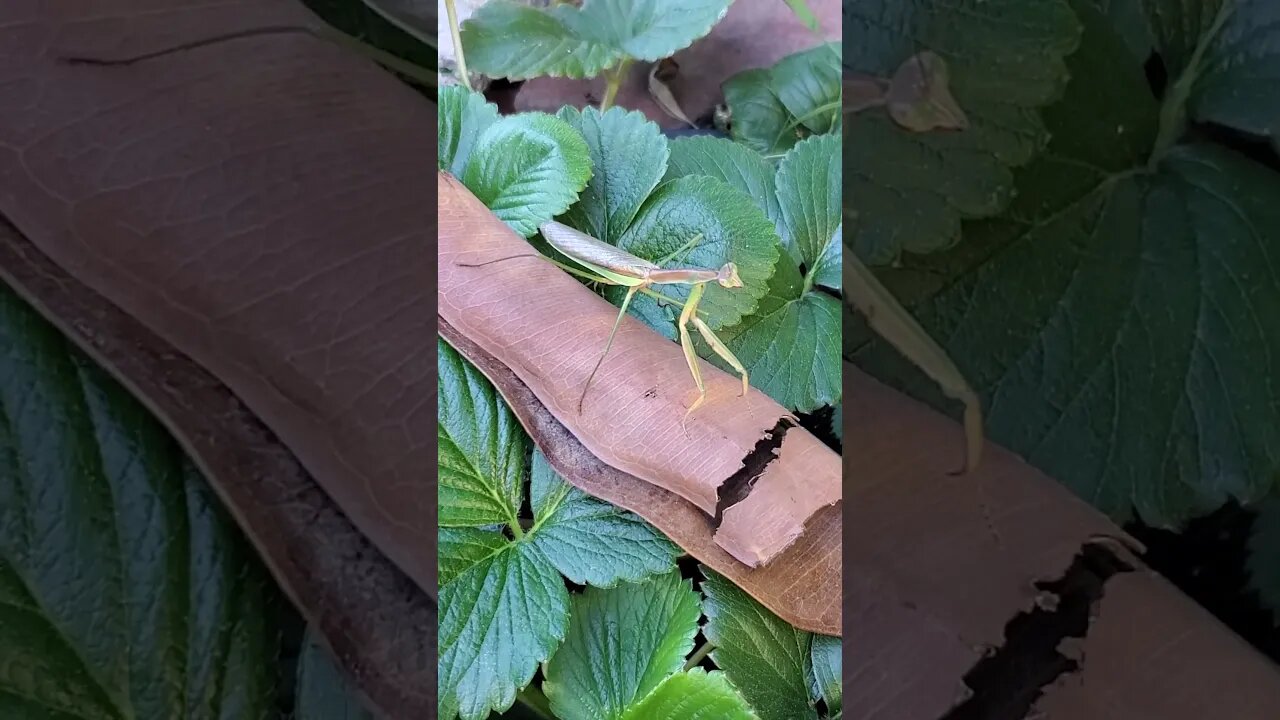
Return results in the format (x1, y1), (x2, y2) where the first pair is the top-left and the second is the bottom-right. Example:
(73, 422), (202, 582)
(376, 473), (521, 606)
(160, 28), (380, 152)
(539, 221), (659, 280)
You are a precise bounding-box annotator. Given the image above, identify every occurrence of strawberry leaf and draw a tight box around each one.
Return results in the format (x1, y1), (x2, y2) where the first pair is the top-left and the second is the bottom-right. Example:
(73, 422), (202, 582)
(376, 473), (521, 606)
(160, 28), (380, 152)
(844, 0), (1082, 263)
(702, 570), (819, 720)
(544, 572), (700, 720)
(666, 135), (841, 412)
(529, 450), (680, 587)
(851, 0), (1280, 524)
(619, 669), (759, 720)
(461, 0), (732, 81)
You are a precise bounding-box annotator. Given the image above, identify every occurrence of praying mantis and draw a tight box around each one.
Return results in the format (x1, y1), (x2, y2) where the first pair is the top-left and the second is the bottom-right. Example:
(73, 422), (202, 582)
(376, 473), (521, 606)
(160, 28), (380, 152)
(457, 220), (750, 422)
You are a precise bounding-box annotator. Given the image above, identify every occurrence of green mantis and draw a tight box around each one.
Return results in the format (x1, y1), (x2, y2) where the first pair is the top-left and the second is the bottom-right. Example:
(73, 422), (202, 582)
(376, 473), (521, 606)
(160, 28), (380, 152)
(457, 221), (750, 420)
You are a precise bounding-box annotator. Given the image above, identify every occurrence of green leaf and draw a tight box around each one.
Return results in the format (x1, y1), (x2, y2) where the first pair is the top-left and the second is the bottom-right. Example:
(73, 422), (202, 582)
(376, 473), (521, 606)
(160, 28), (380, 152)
(723, 69), (798, 155)
(1247, 495), (1280, 625)
(0, 284), (279, 719)
(544, 573), (701, 720)
(701, 571), (817, 720)
(1182, 0), (1279, 146)
(667, 136), (784, 238)
(560, 0), (734, 62)
(712, 259), (842, 412)
(557, 106), (670, 244)
(439, 85), (500, 178)
(463, 113), (593, 238)
(812, 224), (841, 292)
(666, 135), (841, 411)
(722, 45), (841, 155)
(439, 542), (570, 720)
(529, 450), (680, 587)
(460, 1), (621, 80)
(771, 44), (842, 135)
(843, 0), (1083, 263)
(809, 635), (842, 715)
(439, 527), (508, 586)
(852, 0), (1280, 525)
(461, 0), (731, 80)
(296, 628), (377, 720)
(438, 338), (528, 528)
(617, 175), (779, 330)
(776, 134), (841, 284)
(1087, 0), (1153, 62)
(830, 403), (843, 442)
(618, 669), (759, 720)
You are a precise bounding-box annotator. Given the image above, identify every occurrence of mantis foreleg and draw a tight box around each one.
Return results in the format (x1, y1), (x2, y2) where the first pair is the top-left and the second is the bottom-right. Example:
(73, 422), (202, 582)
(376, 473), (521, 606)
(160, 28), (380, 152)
(690, 316), (749, 397)
(677, 284), (710, 427)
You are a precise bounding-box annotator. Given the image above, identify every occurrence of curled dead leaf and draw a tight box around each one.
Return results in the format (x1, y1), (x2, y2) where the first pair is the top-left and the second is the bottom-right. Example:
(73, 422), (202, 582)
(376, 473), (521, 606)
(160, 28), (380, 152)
(648, 58), (698, 128)
(843, 71), (889, 115)
(886, 50), (969, 132)
(844, 50), (969, 132)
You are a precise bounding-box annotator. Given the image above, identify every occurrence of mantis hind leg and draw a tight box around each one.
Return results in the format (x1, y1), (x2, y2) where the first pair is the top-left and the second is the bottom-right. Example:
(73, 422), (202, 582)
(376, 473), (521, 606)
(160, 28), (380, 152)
(691, 316), (749, 397)
(578, 283), (643, 413)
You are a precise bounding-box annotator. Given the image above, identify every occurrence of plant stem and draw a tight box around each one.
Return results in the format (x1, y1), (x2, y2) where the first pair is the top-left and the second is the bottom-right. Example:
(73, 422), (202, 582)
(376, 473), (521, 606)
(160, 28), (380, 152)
(1149, 0), (1235, 166)
(517, 684), (555, 718)
(600, 59), (632, 111)
(444, 0), (471, 90)
(683, 640), (715, 670)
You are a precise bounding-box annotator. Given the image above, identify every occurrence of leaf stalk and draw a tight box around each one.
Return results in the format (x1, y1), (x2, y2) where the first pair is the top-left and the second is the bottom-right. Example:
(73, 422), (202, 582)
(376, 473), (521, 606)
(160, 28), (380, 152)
(1149, 0), (1235, 165)
(683, 640), (715, 670)
(600, 59), (633, 111)
(445, 0), (472, 90)
(517, 684), (555, 718)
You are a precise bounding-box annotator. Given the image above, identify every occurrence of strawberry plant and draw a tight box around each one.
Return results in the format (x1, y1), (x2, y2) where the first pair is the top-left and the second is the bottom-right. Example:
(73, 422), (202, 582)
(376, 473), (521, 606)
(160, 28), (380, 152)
(846, 0), (1280, 634)
(438, 1), (842, 718)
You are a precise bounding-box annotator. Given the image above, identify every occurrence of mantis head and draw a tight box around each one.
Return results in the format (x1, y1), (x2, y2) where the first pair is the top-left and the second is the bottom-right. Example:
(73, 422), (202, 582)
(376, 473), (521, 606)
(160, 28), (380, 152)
(717, 263), (743, 288)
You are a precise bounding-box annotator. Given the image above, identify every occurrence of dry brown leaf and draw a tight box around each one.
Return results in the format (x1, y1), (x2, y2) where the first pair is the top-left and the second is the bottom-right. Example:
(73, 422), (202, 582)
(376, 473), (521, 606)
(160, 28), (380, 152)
(648, 58), (698, 128)
(845, 363), (1280, 718)
(0, 0), (437, 601)
(438, 171), (841, 570)
(885, 50), (970, 132)
(843, 71), (889, 115)
(0, 2), (436, 713)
